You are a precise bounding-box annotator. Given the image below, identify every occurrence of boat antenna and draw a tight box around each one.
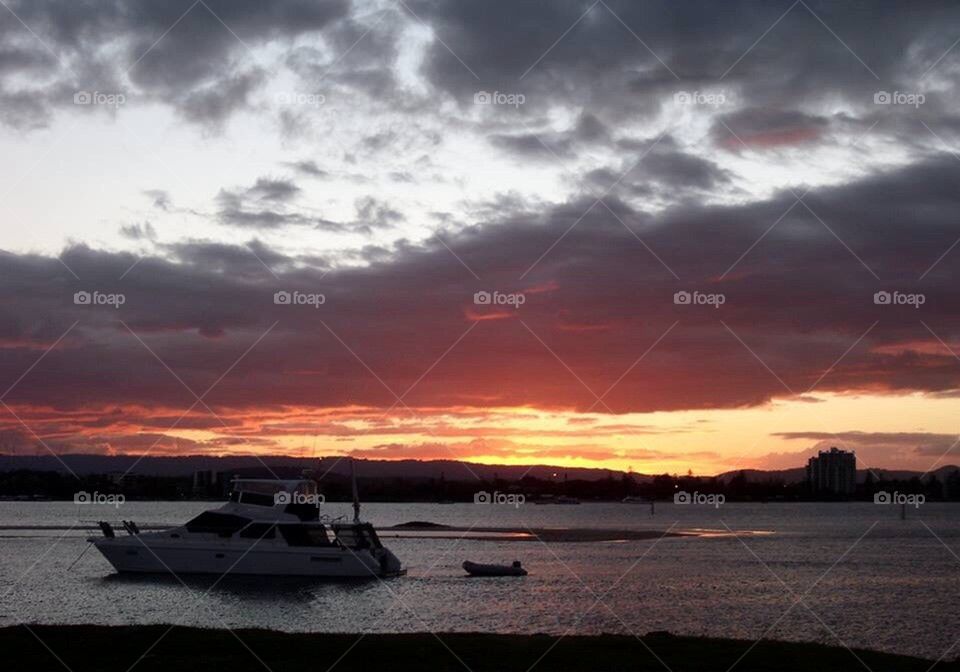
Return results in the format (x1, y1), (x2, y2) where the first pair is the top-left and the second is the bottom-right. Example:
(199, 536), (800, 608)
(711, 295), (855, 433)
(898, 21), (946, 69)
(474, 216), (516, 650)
(350, 457), (361, 524)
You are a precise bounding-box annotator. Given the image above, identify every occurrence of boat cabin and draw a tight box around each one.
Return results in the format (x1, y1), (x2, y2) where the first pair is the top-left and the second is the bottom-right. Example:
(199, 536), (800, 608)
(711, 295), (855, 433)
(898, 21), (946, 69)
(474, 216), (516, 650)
(225, 478), (321, 520)
(179, 478), (385, 551)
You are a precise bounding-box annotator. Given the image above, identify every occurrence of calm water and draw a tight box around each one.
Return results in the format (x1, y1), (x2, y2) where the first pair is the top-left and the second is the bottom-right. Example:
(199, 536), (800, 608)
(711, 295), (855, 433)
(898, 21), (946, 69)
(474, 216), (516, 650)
(0, 501), (957, 659)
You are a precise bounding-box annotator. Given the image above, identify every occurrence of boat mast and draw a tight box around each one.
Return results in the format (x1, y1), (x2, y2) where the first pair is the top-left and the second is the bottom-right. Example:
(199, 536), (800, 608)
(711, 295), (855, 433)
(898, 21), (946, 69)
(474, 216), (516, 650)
(350, 457), (361, 523)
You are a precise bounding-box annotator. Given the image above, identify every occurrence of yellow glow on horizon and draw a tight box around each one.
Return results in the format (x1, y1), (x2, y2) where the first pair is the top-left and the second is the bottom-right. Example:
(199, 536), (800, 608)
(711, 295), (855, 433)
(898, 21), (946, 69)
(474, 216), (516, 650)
(133, 390), (960, 475)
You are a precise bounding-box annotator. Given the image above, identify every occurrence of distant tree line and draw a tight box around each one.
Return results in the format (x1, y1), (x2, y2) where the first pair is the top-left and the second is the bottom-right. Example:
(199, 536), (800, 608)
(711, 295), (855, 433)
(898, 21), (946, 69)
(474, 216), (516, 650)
(1, 468), (960, 502)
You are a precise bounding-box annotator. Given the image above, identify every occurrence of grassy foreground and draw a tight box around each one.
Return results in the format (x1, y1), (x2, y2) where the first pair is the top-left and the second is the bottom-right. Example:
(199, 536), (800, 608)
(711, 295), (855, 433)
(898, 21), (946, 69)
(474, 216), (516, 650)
(3, 626), (955, 672)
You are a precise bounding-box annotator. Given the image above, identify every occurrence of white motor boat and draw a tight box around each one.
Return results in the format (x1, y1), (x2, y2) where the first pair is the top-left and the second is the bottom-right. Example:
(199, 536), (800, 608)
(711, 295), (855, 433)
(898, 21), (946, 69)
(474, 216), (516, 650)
(89, 477), (404, 578)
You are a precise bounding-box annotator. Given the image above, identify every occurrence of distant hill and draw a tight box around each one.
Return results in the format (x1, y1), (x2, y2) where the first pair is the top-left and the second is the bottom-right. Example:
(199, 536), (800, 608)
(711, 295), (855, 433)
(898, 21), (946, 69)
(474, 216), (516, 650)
(0, 454), (641, 482)
(3, 453), (957, 484)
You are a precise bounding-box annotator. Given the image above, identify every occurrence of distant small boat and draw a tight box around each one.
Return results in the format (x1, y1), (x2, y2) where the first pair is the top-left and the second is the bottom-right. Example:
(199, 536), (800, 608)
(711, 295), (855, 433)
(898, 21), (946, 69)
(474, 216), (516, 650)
(462, 560), (528, 577)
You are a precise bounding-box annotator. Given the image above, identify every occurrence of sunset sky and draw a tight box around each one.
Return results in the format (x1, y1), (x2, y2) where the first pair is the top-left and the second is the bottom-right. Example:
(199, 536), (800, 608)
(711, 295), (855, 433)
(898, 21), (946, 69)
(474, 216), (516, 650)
(2, 0), (960, 475)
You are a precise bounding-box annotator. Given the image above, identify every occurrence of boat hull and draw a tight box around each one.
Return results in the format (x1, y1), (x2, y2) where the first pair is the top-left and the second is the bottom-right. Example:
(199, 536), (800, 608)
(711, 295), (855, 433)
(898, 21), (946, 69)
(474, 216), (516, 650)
(93, 537), (400, 578)
(462, 561), (527, 576)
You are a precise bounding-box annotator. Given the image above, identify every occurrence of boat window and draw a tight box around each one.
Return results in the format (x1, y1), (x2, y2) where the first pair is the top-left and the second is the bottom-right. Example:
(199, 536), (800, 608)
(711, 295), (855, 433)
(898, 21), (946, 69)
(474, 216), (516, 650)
(185, 512), (251, 537)
(239, 523), (276, 539)
(239, 491), (276, 507)
(333, 524), (381, 550)
(278, 525), (332, 547)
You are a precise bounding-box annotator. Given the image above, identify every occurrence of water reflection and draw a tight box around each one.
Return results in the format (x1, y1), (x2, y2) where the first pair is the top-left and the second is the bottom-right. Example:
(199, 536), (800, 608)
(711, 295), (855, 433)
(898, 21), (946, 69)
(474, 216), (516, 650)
(101, 571), (386, 601)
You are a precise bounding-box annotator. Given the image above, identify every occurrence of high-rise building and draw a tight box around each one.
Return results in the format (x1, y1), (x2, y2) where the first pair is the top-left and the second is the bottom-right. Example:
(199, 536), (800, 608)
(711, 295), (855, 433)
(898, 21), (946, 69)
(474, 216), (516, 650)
(806, 447), (856, 495)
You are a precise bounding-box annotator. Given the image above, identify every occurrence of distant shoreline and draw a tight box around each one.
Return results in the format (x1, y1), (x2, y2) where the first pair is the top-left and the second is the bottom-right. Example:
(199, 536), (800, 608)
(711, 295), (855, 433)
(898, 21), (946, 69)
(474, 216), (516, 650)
(1, 626), (949, 671)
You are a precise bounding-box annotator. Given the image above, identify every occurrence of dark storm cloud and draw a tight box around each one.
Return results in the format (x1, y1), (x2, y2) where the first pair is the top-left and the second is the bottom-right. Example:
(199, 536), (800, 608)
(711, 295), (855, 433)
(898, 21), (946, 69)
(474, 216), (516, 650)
(177, 69), (265, 128)
(488, 113), (611, 161)
(2, 0), (960, 149)
(490, 131), (574, 160)
(588, 138), (733, 196)
(354, 196), (404, 230)
(119, 221), (157, 241)
(283, 160), (329, 178)
(246, 178), (301, 203)
(142, 190), (171, 211)
(641, 151), (731, 189)
(412, 0), (960, 108)
(211, 178), (402, 234)
(2, 153), (960, 423)
(213, 178), (345, 231)
(0, 0), (348, 128)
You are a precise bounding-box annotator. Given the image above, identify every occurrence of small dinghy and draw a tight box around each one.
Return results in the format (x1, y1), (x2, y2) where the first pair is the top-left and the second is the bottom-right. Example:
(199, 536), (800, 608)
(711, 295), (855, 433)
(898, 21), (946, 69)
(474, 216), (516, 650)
(462, 560), (527, 577)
